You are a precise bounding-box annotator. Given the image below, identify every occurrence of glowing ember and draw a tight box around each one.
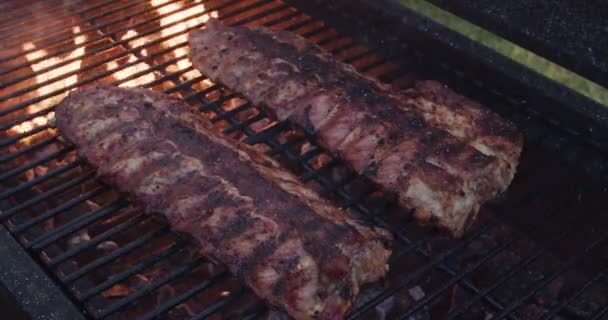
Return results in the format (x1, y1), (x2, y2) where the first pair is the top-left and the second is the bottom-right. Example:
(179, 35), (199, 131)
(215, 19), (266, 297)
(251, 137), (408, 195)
(22, 26), (86, 105)
(108, 29), (157, 88)
(102, 284), (132, 298)
(152, 0), (217, 79)
(9, 27), (86, 144)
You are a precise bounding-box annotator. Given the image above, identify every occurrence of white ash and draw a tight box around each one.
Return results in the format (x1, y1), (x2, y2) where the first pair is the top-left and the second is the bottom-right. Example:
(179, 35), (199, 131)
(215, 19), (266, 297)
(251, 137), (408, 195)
(96, 241), (119, 252)
(47, 114), (57, 127)
(408, 286), (425, 301)
(131, 274), (150, 289)
(85, 199), (101, 211)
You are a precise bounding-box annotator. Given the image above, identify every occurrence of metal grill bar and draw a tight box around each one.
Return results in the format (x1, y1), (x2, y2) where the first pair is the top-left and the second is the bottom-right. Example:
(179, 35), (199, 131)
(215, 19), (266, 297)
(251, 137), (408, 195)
(347, 219), (508, 319)
(399, 205), (593, 320)
(445, 232), (579, 319)
(282, 15), (313, 31)
(492, 234), (608, 320)
(0, 0), (275, 123)
(0, 0), (149, 53)
(0, 171), (96, 225)
(536, 270), (607, 320)
(259, 9), (301, 28)
(77, 240), (188, 301)
(0, 161), (81, 200)
(139, 270), (230, 320)
(0, 0), (187, 74)
(27, 198), (128, 251)
(0, 0), (234, 101)
(0, 146), (73, 182)
(0, 124), (50, 147)
(190, 289), (244, 320)
(48, 212), (148, 268)
(359, 58), (393, 74)
(396, 234), (522, 320)
(379, 65), (411, 84)
(0, 0), (43, 20)
(94, 258), (203, 319)
(0, 0), (83, 37)
(1, 49), (186, 133)
(61, 226), (170, 283)
(590, 305), (608, 320)
(3, 9), (319, 133)
(0, 135), (59, 164)
(240, 305), (267, 320)
(1, 1), (607, 319)
(8, 185), (105, 234)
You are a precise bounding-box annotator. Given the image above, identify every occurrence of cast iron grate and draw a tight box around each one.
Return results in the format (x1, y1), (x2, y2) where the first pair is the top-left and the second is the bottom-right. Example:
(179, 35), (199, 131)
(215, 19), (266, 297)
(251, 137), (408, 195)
(0, 0), (607, 319)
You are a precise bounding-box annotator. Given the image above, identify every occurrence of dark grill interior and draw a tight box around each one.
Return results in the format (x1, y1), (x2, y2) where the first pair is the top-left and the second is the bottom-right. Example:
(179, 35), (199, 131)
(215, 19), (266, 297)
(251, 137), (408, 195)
(1, 0), (607, 319)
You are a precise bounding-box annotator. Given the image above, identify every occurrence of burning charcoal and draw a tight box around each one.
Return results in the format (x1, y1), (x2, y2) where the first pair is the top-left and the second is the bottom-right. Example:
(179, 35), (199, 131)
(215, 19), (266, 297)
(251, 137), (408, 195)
(102, 284), (132, 299)
(312, 153), (332, 170)
(68, 229), (91, 247)
(24, 168), (36, 182)
(34, 165), (48, 177)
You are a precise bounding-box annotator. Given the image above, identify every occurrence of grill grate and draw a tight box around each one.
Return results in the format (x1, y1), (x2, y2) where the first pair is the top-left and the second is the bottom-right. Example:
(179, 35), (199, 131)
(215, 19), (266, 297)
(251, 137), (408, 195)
(1, 0), (607, 319)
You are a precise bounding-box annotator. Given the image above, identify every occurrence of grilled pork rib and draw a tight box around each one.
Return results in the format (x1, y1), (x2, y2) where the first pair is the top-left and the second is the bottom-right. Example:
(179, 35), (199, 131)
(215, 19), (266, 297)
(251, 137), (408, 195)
(55, 85), (392, 320)
(189, 19), (523, 236)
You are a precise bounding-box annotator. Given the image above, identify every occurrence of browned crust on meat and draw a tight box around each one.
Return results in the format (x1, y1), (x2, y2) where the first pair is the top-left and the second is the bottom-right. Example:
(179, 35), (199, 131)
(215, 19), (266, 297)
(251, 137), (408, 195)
(54, 85), (392, 320)
(189, 20), (523, 237)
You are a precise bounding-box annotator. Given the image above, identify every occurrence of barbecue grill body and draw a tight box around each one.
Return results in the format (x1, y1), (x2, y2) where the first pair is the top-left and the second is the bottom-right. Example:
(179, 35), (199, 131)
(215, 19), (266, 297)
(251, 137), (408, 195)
(0, 0), (607, 319)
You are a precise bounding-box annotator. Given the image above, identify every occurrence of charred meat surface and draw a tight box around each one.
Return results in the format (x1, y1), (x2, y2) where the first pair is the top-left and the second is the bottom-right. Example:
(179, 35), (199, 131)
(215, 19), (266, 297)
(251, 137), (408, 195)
(189, 19), (523, 237)
(54, 85), (392, 320)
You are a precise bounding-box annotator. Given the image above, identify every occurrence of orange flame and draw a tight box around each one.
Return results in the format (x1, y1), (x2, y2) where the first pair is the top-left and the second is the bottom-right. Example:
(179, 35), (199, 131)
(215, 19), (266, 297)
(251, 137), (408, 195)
(108, 29), (157, 88)
(152, 0), (217, 79)
(9, 26), (86, 143)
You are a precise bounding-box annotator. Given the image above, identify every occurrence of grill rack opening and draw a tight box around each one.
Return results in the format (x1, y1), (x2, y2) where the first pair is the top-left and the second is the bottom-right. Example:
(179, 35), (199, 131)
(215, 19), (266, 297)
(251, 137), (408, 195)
(1, 0), (607, 319)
